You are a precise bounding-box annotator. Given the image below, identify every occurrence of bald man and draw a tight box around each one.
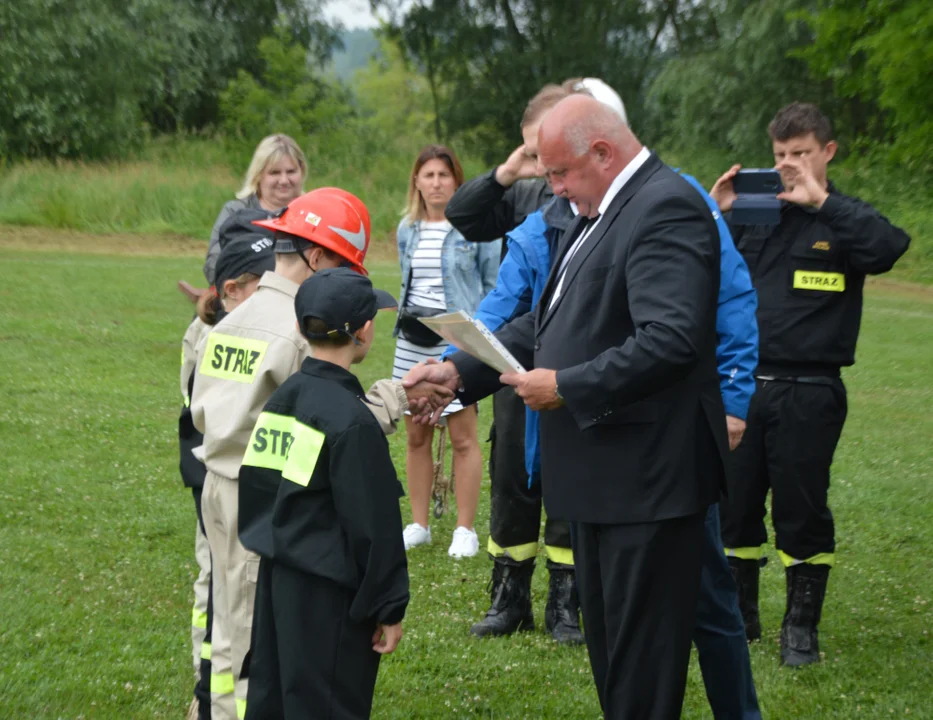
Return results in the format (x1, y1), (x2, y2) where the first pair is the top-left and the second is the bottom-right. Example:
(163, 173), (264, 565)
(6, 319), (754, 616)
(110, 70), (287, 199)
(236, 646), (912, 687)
(405, 96), (728, 718)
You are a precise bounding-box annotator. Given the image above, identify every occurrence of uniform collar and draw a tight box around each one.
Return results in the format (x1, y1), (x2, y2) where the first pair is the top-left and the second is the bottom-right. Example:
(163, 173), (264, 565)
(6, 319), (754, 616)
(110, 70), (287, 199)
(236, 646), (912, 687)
(300, 357), (366, 396)
(258, 270), (301, 298)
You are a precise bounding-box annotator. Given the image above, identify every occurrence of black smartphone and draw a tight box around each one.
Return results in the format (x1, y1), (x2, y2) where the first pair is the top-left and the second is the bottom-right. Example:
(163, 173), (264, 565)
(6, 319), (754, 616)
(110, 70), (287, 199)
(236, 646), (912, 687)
(733, 169), (783, 196)
(731, 169), (784, 225)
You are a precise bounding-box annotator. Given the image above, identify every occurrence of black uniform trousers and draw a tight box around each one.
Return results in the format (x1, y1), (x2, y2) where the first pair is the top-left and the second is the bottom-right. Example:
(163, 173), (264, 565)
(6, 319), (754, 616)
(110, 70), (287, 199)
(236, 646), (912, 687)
(488, 387), (571, 562)
(720, 376), (847, 560)
(244, 559), (381, 720)
(572, 512), (705, 719)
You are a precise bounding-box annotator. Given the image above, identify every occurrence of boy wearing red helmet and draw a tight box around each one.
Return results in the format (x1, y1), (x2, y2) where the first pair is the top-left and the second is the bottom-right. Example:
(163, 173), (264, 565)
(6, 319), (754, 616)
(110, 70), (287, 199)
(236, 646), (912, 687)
(191, 188), (451, 720)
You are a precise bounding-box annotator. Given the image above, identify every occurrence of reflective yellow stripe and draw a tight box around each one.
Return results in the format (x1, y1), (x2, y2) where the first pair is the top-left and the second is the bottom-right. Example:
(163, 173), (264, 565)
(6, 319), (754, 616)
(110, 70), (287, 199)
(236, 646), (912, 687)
(545, 545), (574, 566)
(778, 550), (835, 567)
(211, 672), (235, 695)
(236, 698), (247, 718)
(242, 412), (325, 487)
(793, 270), (845, 292)
(724, 545), (765, 561)
(191, 608), (208, 630)
(199, 332), (269, 383)
(487, 537), (538, 562)
(200, 641), (212, 661)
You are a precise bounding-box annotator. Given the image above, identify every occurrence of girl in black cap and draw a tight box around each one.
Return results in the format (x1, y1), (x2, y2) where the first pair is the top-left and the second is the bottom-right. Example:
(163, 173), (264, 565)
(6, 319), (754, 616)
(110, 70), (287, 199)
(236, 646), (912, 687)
(179, 237), (275, 720)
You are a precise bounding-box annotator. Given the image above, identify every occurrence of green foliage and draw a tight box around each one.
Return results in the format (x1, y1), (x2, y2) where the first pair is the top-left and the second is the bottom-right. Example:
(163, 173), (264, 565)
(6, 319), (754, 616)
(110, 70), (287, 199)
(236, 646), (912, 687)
(0, 0), (146, 159)
(646, 0), (831, 161)
(2, 248), (933, 716)
(378, 0), (666, 160)
(220, 25), (354, 145)
(0, 0), (342, 160)
(794, 0), (933, 171)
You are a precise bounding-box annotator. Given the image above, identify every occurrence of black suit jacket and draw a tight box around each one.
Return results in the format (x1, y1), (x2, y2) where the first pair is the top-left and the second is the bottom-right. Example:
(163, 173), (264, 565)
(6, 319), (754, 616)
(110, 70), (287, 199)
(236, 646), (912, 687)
(453, 153), (728, 525)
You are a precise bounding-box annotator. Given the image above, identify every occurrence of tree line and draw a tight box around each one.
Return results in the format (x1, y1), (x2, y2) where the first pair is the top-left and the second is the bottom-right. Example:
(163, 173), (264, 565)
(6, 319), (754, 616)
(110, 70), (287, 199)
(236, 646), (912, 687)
(2, 0), (930, 172)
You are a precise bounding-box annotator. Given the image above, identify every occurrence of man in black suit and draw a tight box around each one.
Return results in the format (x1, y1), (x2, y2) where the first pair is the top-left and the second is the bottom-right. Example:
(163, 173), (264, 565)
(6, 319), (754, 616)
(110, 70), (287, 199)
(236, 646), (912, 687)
(405, 95), (728, 718)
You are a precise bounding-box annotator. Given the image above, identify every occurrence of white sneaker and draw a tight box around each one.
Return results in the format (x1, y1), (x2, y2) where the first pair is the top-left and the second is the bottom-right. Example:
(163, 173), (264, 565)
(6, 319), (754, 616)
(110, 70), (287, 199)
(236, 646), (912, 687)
(403, 523), (431, 550)
(448, 526), (479, 558)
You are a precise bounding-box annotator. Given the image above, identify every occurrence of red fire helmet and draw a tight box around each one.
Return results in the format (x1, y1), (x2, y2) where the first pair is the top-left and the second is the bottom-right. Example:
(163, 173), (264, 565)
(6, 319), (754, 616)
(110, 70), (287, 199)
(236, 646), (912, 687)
(253, 187), (371, 274)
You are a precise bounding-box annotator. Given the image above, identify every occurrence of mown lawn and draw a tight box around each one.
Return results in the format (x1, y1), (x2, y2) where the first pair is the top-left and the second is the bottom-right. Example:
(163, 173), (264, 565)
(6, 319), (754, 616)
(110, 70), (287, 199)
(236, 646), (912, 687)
(1, 243), (931, 718)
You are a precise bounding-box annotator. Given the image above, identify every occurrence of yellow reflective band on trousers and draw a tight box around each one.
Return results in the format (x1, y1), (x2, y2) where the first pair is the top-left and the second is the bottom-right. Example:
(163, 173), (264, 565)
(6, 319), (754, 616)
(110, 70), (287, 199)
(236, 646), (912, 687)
(723, 546), (765, 561)
(236, 698), (247, 719)
(487, 537), (538, 562)
(200, 641), (212, 661)
(191, 608), (208, 629)
(793, 270), (845, 292)
(778, 550), (835, 567)
(211, 672), (235, 695)
(545, 545), (574, 566)
(199, 332), (269, 383)
(242, 412), (325, 487)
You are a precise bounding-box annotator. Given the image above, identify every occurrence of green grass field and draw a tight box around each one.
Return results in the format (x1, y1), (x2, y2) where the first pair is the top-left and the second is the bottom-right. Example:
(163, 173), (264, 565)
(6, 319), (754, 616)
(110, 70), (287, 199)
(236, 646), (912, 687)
(1, 240), (932, 719)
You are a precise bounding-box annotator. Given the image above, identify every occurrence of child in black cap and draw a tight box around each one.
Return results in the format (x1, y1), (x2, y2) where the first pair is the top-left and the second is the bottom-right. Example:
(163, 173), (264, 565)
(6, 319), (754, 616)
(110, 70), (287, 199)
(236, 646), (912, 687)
(238, 268), (409, 720)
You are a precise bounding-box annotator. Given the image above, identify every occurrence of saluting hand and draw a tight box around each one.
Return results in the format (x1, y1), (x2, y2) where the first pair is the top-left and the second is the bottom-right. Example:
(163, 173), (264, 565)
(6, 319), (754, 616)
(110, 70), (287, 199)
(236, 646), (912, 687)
(709, 164), (742, 213)
(372, 622), (403, 655)
(495, 144), (541, 187)
(776, 158), (829, 209)
(501, 369), (563, 411)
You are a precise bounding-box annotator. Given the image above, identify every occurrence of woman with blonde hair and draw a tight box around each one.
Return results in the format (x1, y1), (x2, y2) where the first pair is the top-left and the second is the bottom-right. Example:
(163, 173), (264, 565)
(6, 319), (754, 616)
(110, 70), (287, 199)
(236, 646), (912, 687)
(202, 134), (307, 284)
(392, 144), (500, 558)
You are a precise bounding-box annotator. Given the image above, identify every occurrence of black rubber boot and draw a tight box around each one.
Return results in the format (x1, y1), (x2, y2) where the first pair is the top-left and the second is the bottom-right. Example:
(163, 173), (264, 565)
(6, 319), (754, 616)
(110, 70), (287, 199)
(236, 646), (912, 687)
(781, 564), (830, 667)
(544, 565), (585, 645)
(470, 558), (535, 638)
(728, 557), (762, 641)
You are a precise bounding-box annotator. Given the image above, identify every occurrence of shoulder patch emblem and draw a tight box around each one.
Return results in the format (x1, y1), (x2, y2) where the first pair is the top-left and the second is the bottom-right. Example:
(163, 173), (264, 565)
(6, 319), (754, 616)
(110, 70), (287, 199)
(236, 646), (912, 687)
(811, 240), (831, 251)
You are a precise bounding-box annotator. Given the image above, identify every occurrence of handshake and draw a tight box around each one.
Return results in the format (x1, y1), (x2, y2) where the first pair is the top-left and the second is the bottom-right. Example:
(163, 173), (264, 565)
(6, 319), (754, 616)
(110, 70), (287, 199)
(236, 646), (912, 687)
(402, 359), (462, 424)
(403, 358), (564, 423)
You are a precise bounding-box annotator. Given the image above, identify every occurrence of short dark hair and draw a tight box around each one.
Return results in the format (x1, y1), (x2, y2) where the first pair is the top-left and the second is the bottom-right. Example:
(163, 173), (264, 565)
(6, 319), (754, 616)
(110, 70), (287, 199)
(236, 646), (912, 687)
(768, 102), (833, 146)
(303, 317), (353, 347)
(521, 84), (571, 129)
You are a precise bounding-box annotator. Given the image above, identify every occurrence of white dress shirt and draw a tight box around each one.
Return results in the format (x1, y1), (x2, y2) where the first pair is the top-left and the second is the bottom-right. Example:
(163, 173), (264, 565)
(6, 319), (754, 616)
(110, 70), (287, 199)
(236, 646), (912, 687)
(549, 147), (651, 309)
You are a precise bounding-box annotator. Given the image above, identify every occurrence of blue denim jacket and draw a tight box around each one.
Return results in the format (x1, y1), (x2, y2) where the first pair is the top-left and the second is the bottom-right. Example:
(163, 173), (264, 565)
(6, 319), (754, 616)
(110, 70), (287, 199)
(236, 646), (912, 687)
(393, 218), (501, 337)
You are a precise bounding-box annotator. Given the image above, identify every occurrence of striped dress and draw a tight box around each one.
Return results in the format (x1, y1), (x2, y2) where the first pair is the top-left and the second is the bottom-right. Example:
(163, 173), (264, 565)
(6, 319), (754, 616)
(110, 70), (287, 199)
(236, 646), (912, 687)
(392, 220), (465, 416)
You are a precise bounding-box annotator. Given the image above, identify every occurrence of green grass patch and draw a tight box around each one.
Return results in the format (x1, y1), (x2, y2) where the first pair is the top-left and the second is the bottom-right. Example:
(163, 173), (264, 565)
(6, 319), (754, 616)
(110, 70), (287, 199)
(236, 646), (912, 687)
(1, 246), (932, 717)
(0, 135), (487, 249)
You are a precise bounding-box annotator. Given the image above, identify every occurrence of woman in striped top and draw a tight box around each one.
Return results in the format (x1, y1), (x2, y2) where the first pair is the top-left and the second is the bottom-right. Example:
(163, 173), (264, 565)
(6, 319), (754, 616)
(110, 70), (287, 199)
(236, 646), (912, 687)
(392, 145), (501, 559)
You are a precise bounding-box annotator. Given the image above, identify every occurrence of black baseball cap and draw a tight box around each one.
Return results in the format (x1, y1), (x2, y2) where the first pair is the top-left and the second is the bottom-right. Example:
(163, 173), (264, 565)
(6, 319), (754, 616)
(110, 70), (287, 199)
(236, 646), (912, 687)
(295, 267), (397, 340)
(214, 237), (275, 292)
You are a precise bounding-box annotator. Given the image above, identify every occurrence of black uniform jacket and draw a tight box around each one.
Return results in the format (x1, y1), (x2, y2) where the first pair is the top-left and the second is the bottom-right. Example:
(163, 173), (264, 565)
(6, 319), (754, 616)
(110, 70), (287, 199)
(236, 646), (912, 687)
(731, 185), (910, 372)
(238, 358), (409, 626)
(446, 168), (553, 247)
(453, 154), (728, 526)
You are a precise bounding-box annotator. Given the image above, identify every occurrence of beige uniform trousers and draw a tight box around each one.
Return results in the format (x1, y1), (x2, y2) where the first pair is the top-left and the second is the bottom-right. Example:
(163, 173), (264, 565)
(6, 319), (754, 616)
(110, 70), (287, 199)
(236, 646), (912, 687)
(203, 471), (257, 720)
(191, 515), (211, 676)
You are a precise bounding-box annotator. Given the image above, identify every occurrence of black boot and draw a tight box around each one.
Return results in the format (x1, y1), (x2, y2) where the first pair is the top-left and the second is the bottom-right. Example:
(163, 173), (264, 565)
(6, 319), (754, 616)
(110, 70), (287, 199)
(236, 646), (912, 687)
(781, 564), (830, 667)
(728, 557), (762, 641)
(545, 565), (585, 645)
(470, 558), (535, 638)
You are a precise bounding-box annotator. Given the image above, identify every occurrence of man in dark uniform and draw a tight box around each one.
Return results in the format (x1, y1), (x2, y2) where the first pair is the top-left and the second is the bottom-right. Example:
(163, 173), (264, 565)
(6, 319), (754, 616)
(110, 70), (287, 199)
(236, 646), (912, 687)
(711, 102), (911, 666)
(238, 268), (409, 719)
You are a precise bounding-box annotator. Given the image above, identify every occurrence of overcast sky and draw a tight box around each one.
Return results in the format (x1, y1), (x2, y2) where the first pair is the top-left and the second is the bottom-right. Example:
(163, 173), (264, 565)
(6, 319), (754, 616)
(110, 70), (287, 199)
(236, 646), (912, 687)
(323, 0), (381, 29)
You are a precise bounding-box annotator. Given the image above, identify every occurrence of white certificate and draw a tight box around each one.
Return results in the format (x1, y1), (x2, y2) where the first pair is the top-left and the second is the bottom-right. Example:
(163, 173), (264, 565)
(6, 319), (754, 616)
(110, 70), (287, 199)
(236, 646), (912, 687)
(419, 311), (527, 375)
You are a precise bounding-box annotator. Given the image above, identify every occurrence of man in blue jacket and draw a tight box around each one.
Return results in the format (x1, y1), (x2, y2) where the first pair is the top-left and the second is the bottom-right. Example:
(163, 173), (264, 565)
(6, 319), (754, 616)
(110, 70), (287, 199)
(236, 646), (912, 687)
(445, 79), (762, 719)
